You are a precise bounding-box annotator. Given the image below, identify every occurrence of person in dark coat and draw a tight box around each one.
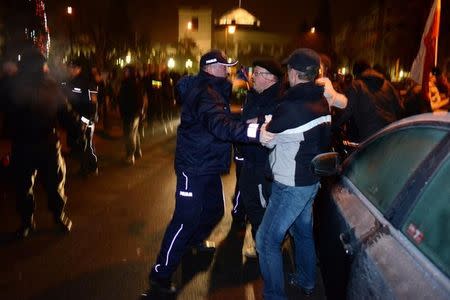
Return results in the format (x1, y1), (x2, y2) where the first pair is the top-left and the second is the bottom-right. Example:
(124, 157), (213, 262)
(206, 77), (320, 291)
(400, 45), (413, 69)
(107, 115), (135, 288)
(256, 48), (331, 299)
(238, 59), (284, 258)
(64, 58), (98, 175)
(118, 65), (144, 165)
(141, 50), (274, 298)
(4, 47), (82, 238)
(335, 60), (402, 142)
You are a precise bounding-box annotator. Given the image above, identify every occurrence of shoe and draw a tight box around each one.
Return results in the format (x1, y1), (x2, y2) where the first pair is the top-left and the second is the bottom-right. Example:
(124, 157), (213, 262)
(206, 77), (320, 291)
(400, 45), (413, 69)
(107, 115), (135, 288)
(287, 273), (314, 296)
(79, 167), (98, 177)
(141, 278), (177, 298)
(125, 155), (135, 165)
(16, 216), (36, 239)
(55, 212), (72, 233)
(191, 240), (216, 254)
(301, 287), (314, 297)
(135, 149), (142, 159)
(244, 246), (258, 259)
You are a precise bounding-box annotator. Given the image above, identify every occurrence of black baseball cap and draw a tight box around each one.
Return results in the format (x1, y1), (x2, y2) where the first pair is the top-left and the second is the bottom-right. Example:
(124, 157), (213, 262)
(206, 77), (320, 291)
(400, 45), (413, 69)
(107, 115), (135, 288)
(200, 50), (237, 68)
(282, 48), (320, 74)
(253, 59), (284, 79)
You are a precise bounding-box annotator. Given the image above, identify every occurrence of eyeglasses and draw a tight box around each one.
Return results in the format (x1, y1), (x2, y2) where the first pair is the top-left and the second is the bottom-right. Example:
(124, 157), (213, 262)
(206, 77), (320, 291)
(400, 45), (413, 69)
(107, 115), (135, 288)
(253, 71), (272, 77)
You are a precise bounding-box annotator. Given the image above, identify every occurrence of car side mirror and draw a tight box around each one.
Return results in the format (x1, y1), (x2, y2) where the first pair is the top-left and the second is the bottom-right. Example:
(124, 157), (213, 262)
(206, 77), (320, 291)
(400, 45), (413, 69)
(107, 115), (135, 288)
(311, 152), (340, 176)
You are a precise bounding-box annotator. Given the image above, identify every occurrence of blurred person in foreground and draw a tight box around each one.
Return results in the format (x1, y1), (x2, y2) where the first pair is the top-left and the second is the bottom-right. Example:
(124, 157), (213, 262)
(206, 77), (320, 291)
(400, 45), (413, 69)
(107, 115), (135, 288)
(141, 50), (274, 298)
(2, 46), (83, 238)
(0, 60), (18, 138)
(256, 48), (332, 299)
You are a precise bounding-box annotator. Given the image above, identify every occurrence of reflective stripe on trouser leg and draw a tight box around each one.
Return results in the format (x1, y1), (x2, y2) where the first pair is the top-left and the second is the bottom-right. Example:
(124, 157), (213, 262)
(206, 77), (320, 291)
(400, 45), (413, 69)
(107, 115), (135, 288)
(150, 172), (203, 279)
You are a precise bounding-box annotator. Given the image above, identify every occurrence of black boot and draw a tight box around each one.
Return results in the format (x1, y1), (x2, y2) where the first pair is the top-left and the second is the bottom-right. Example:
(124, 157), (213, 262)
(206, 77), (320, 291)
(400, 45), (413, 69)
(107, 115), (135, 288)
(55, 211), (72, 233)
(17, 215), (36, 239)
(141, 277), (177, 299)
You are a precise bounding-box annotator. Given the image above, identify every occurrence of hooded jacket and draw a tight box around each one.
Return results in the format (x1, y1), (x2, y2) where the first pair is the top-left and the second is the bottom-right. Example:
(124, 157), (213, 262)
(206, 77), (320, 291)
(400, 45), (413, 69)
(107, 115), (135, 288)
(338, 69), (402, 142)
(174, 70), (260, 175)
(266, 82), (331, 186)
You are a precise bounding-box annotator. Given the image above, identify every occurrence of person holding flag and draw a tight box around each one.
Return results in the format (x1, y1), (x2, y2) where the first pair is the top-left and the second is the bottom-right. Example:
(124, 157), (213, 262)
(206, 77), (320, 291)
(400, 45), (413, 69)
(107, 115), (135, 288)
(410, 0), (447, 112)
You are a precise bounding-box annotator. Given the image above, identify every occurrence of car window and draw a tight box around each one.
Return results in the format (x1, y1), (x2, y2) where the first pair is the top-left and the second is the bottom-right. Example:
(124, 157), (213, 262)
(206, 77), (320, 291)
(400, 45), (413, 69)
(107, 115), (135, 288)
(344, 127), (447, 213)
(402, 157), (450, 277)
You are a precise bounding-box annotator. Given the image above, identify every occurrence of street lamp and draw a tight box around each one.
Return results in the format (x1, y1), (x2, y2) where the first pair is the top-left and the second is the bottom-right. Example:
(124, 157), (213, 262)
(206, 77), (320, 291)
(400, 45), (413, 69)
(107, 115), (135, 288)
(225, 24), (236, 56)
(67, 6), (74, 57)
(125, 51), (132, 64)
(168, 58), (175, 69)
(185, 59), (193, 69)
(310, 27), (316, 34)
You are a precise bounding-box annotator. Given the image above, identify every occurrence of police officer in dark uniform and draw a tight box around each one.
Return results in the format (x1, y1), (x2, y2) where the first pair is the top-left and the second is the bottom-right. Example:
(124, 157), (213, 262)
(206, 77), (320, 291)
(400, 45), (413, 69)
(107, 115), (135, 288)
(64, 58), (98, 175)
(4, 46), (82, 238)
(141, 50), (275, 298)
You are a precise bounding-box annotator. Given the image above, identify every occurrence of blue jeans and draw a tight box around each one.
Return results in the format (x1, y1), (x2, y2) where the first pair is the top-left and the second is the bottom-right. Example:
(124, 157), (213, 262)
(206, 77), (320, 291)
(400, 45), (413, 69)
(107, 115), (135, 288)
(256, 181), (319, 300)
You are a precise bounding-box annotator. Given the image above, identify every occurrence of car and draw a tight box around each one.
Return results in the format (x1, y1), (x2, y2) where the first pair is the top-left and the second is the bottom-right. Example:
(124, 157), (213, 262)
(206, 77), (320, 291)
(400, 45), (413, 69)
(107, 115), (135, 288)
(312, 113), (450, 300)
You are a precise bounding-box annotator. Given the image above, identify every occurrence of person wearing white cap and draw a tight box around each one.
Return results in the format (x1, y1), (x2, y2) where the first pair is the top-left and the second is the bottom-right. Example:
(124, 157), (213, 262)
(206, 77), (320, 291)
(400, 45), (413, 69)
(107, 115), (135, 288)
(142, 49), (275, 298)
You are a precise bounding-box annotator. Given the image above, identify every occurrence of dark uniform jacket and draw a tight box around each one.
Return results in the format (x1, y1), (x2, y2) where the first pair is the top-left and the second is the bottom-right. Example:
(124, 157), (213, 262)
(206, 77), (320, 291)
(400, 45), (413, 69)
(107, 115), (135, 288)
(174, 70), (260, 175)
(65, 74), (97, 120)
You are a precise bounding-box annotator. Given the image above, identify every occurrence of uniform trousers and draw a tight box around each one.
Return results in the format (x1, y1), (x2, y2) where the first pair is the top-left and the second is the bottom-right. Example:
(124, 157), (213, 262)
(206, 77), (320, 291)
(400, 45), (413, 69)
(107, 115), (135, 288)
(150, 171), (224, 280)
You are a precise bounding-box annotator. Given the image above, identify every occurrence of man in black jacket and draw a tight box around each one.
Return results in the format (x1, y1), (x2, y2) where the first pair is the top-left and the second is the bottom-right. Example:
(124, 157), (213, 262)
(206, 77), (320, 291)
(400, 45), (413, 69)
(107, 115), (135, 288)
(335, 60), (402, 142)
(4, 47), (81, 238)
(256, 48), (331, 299)
(238, 59), (284, 258)
(142, 50), (274, 298)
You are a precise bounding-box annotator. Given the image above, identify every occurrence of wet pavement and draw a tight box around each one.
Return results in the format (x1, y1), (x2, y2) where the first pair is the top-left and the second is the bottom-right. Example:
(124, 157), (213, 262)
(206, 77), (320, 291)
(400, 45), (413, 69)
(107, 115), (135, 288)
(0, 111), (326, 300)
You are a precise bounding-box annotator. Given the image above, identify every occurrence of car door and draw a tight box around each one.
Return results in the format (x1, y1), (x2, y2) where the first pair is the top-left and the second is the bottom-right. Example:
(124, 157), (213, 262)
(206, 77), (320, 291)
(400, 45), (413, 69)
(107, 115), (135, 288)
(315, 124), (449, 299)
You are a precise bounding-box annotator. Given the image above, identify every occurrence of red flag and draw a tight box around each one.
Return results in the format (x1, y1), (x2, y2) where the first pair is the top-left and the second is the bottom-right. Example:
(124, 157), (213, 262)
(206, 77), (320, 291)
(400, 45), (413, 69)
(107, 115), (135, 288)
(410, 0), (441, 100)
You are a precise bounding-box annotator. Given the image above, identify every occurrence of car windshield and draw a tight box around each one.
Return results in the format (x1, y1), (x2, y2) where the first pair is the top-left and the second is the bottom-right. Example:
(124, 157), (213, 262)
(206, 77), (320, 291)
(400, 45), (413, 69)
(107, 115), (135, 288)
(344, 127), (447, 214)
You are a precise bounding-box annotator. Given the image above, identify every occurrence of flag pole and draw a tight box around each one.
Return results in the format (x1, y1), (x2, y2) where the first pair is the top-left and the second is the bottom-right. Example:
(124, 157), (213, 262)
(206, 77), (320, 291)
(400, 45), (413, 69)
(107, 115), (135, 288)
(434, 0), (441, 66)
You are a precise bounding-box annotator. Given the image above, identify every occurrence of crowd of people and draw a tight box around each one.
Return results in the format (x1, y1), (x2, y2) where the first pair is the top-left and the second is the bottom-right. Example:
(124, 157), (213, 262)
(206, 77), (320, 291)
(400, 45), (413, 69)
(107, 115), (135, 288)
(0, 45), (183, 237)
(1, 43), (449, 300)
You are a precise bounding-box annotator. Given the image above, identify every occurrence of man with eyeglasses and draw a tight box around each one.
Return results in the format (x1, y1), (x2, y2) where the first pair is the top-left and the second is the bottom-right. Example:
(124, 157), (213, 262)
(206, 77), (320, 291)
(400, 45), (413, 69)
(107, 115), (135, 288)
(141, 50), (275, 298)
(237, 59), (284, 258)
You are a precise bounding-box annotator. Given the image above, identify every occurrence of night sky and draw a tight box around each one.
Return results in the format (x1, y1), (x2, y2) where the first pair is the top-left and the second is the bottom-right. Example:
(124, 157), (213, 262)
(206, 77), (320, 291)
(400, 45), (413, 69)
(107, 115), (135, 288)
(43, 0), (449, 66)
(121, 0), (374, 43)
(45, 0), (377, 43)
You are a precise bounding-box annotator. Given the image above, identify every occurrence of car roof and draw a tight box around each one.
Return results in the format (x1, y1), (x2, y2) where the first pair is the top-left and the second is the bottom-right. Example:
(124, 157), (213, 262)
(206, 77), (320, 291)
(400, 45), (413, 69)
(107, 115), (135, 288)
(391, 112), (450, 127)
(359, 113), (449, 148)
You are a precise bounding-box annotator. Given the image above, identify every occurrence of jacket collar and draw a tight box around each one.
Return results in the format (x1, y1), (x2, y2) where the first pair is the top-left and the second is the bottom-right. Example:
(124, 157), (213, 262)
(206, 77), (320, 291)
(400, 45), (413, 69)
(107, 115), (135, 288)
(198, 69), (232, 98)
(284, 81), (324, 101)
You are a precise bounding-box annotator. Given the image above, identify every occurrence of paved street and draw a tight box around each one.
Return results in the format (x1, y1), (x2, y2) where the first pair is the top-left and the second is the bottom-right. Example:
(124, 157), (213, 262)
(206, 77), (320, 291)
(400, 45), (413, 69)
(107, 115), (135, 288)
(0, 113), (326, 300)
